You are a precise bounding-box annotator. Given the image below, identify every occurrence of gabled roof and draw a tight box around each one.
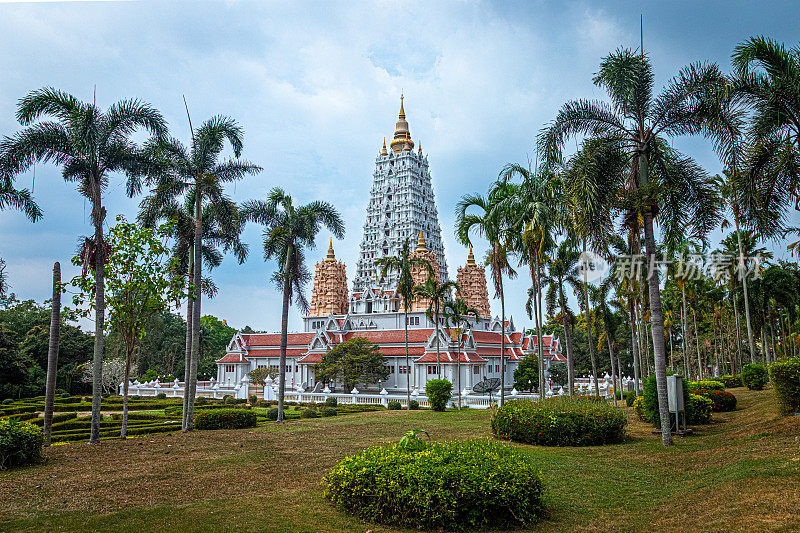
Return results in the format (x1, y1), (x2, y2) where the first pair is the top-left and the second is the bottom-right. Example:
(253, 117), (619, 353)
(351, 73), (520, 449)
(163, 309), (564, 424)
(217, 352), (249, 364)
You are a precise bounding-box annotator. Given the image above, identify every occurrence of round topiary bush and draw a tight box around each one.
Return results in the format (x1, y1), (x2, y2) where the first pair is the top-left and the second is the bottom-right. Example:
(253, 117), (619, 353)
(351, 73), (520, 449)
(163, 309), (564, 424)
(300, 408), (318, 418)
(409, 399), (420, 410)
(194, 409), (257, 430)
(768, 357), (800, 415)
(2, 399), (14, 405)
(688, 380), (725, 393)
(325, 396), (338, 407)
(491, 397), (627, 446)
(266, 407), (281, 421)
(699, 389), (737, 412)
(642, 374), (712, 426)
(323, 438), (543, 529)
(155, 392), (167, 400)
(222, 394), (235, 404)
(425, 379), (452, 411)
(717, 374), (743, 388)
(742, 363), (768, 390)
(387, 400), (401, 410)
(249, 395), (258, 405)
(687, 394), (713, 424)
(194, 396), (209, 406)
(321, 407), (338, 417)
(0, 419), (43, 470)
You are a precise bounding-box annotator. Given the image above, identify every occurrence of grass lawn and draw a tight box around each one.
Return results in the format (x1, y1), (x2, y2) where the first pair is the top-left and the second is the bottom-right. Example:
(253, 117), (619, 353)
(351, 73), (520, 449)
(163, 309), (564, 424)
(1, 387), (798, 532)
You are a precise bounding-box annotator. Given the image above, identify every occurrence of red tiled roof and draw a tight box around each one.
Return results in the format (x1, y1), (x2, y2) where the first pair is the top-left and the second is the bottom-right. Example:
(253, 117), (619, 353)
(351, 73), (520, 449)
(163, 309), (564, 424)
(342, 329), (433, 343)
(217, 353), (249, 363)
(415, 352), (487, 363)
(379, 346), (426, 356)
(246, 348), (308, 358)
(242, 332), (315, 346)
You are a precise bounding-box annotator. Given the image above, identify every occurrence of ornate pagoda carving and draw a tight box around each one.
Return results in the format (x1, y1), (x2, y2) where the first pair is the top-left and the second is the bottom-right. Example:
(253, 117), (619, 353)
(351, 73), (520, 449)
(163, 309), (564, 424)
(408, 228), (441, 312)
(456, 247), (491, 318)
(309, 240), (348, 317)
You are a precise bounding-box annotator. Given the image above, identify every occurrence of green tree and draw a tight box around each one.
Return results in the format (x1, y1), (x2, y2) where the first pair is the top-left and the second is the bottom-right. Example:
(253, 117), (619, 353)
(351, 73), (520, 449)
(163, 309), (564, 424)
(442, 297), (480, 408)
(0, 87), (167, 442)
(514, 355), (540, 392)
(548, 362), (568, 388)
(143, 114), (259, 430)
(69, 216), (185, 437)
(376, 239), (432, 409)
(314, 337), (389, 391)
(414, 276), (457, 375)
(540, 49), (727, 445)
(544, 239), (582, 394)
(243, 188), (344, 422)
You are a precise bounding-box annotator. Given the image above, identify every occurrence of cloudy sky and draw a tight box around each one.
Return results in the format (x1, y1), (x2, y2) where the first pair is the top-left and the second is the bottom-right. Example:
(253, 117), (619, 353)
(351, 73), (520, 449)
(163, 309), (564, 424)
(1, 0), (799, 333)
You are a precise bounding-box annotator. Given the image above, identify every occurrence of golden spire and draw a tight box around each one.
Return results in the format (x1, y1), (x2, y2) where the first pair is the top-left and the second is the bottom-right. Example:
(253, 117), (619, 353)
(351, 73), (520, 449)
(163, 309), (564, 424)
(416, 226), (428, 251)
(418, 140), (422, 154)
(381, 137), (388, 156)
(467, 246), (476, 266)
(390, 94), (414, 153)
(325, 238), (336, 261)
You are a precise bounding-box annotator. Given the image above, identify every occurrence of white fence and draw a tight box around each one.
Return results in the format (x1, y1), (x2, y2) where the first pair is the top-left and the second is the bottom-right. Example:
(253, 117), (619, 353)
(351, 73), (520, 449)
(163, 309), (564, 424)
(121, 374), (642, 409)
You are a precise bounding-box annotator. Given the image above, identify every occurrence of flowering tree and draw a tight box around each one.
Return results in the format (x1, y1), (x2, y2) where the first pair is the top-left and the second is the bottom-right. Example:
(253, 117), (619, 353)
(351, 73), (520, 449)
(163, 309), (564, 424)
(72, 216), (186, 438)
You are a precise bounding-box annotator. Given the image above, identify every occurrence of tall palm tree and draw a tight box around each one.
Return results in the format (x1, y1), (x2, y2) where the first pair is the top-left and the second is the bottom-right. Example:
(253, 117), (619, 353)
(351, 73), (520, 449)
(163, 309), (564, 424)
(414, 276), (458, 376)
(376, 239), (432, 409)
(243, 188), (344, 421)
(0, 87), (166, 442)
(456, 189), (517, 405)
(591, 278), (621, 404)
(497, 163), (561, 398)
(144, 116), (259, 430)
(442, 297), (480, 408)
(540, 50), (726, 445)
(544, 239), (582, 394)
(0, 180), (42, 222)
(139, 188), (248, 426)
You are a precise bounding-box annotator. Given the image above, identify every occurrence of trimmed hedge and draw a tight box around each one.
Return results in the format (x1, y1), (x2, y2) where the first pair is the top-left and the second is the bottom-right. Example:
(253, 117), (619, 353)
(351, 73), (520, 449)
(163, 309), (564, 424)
(325, 397), (338, 407)
(51, 423), (180, 443)
(425, 379), (452, 411)
(695, 389), (737, 412)
(643, 374), (712, 426)
(687, 394), (713, 424)
(491, 397), (627, 446)
(632, 396), (646, 421)
(768, 357), (800, 415)
(387, 400), (401, 410)
(742, 364), (768, 390)
(194, 409), (257, 430)
(30, 412), (77, 426)
(323, 439), (543, 529)
(624, 391), (636, 407)
(1, 412), (38, 422)
(300, 408), (318, 419)
(688, 380), (725, 393)
(0, 405), (37, 416)
(717, 374), (743, 388)
(0, 420), (43, 470)
(409, 400), (420, 410)
(321, 407), (338, 417)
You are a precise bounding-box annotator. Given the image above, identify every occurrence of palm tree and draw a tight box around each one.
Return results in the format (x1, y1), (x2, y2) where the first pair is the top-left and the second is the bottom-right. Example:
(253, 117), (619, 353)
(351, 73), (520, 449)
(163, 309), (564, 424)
(592, 278), (621, 405)
(143, 116), (259, 430)
(376, 239), (432, 409)
(0, 87), (166, 442)
(442, 297), (480, 408)
(497, 163), (561, 398)
(456, 189), (517, 405)
(243, 188), (344, 421)
(139, 188), (248, 427)
(414, 276), (458, 376)
(540, 50), (726, 445)
(0, 180), (42, 222)
(544, 239), (582, 395)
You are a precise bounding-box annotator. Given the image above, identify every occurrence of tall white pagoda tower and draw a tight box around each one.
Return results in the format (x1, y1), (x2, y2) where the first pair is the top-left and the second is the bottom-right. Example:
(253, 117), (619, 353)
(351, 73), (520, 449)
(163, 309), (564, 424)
(352, 96), (449, 293)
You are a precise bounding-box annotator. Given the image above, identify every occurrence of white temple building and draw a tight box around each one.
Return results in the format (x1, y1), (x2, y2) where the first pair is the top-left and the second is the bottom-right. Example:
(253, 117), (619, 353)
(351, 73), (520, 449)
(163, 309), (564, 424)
(217, 98), (563, 393)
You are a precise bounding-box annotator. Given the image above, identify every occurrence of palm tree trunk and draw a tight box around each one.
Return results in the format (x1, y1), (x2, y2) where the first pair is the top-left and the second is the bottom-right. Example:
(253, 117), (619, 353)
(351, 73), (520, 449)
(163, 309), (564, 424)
(277, 256), (291, 422)
(606, 333), (618, 405)
(562, 296), (575, 396)
(531, 259), (545, 399)
(435, 307), (441, 376)
(182, 248), (194, 429)
(733, 290), (743, 373)
(90, 195), (105, 444)
(43, 262), (61, 447)
(405, 307), (410, 409)
(642, 203), (673, 446)
(630, 299), (640, 396)
(500, 276), (506, 406)
(692, 307), (702, 379)
(121, 344), (133, 439)
(457, 329), (462, 409)
(582, 240), (599, 397)
(735, 220), (756, 363)
(185, 195), (202, 431)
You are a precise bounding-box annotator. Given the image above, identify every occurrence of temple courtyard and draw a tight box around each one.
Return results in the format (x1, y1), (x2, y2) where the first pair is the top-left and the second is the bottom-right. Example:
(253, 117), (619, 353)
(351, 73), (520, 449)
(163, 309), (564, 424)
(0, 387), (797, 532)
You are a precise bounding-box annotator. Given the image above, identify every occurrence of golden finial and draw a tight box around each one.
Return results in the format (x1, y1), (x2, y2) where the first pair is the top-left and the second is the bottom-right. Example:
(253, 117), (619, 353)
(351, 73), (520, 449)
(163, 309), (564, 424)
(399, 93), (405, 118)
(416, 226), (428, 251)
(381, 137), (388, 156)
(467, 246), (476, 266)
(325, 238), (336, 261)
(418, 140), (422, 153)
(390, 94), (414, 153)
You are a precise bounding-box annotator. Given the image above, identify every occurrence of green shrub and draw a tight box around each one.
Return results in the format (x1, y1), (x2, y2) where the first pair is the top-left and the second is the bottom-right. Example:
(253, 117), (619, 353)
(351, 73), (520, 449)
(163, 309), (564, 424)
(687, 394), (713, 424)
(321, 407), (338, 417)
(425, 379), (452, 411)
(255, 399), (270, 408)
(0, 419), (43, 470)
(2, 412), (38, 422)
(248, 395), (258, 405)
(323, 438), (543, 529)
(325, 396), (338, 407)
(409, 399), (420, 410)
(697, 389), (737, 412)
(387, 400), (401, 410)
(194, 396), (209, 406)
(768, 357), (800, 415)
(194, 409), (257, 430)
(222, 394), (234, 404)
(300, 408), (318, 419)
(624, 391), (636, 407)
(717, 374), (743, 388)
(268, 407), (286, 421)
(491, 397), (627, 446)
(1, 399), (13, 405)
(742, 363), (768, 390)
(155, 392), (167, 400)
(632, 396), (647, 421)
(30, 412), (77, 427)
(688, 380), (725, 393)
(130, 395), (142, 401)
(0, 405), (36, 416)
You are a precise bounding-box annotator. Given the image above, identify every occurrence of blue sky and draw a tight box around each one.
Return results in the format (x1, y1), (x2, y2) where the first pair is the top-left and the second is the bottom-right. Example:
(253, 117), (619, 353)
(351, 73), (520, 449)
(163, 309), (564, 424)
(1, 0), (798, 333)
